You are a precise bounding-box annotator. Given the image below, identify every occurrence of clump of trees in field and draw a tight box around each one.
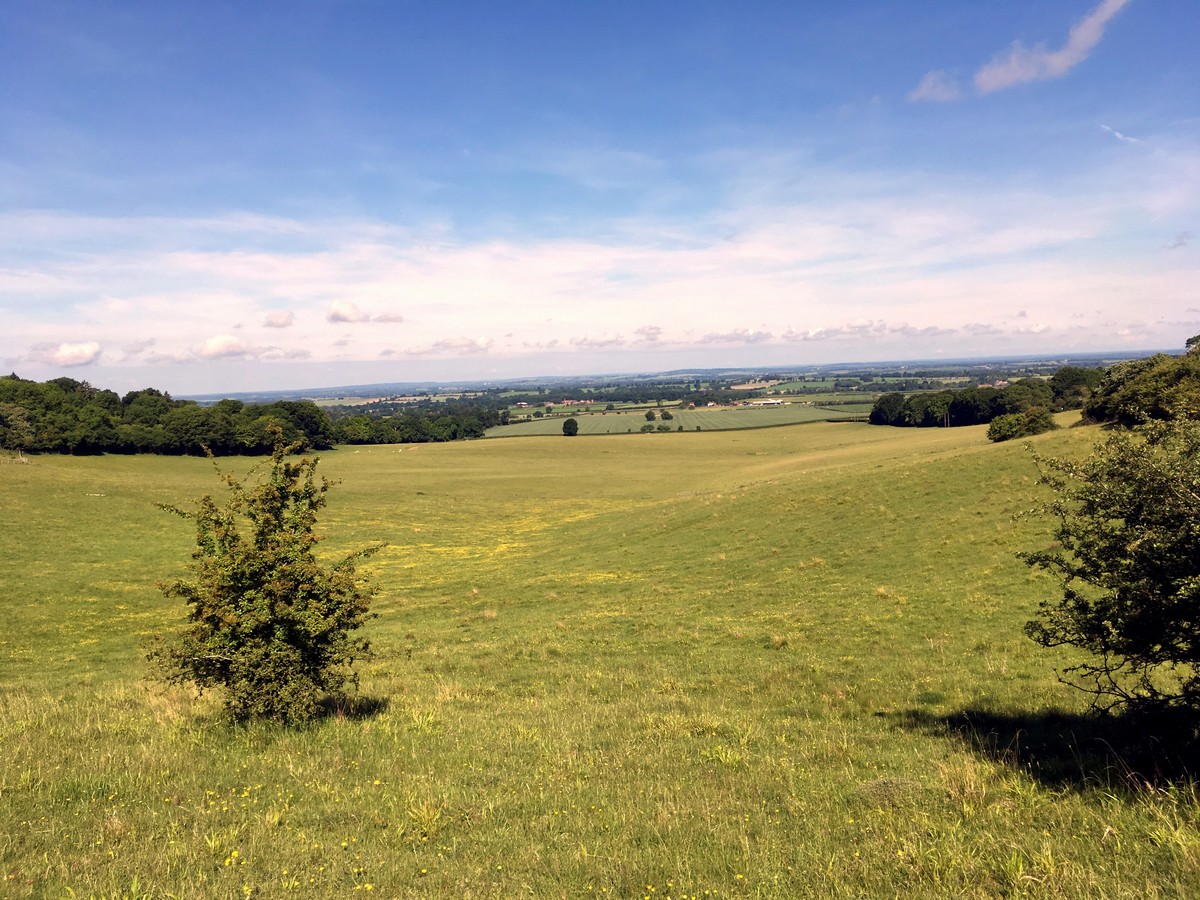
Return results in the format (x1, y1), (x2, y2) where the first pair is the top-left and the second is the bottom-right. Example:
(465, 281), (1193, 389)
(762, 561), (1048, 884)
(867, 366), (1106, 441)
(0, 375), (334, 455)
(149, 435), (380, 724)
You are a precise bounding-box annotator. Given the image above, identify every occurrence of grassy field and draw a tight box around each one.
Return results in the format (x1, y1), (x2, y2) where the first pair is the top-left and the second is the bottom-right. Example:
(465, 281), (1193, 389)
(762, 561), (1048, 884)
(489, 403), (865, 437)
(4, 419), (1200, 897)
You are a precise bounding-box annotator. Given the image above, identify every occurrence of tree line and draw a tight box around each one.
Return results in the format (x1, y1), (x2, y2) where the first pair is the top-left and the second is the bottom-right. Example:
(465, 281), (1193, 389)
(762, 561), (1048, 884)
(0, 375), (520, 455)
(0, 374), (336, 455)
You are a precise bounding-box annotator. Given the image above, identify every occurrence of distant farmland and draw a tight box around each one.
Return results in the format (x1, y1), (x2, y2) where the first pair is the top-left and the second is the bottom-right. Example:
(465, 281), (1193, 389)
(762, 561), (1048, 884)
(487, 402), (871, 436)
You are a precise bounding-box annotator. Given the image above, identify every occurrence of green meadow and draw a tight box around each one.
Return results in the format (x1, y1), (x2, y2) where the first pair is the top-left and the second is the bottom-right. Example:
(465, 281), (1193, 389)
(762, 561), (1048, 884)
(4, 419), (1200, 898)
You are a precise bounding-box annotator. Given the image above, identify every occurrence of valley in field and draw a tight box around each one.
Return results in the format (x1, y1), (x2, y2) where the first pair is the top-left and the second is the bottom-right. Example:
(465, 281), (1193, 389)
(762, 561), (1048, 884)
(3, 417), (1197, 898)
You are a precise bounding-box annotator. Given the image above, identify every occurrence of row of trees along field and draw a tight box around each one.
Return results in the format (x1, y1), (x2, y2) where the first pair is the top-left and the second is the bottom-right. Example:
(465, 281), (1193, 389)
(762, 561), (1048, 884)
(868, 367), (1104, 430)
(0, 375), (336, 455)
(330, 403), (507, 444)
(0, 375), (525, 455)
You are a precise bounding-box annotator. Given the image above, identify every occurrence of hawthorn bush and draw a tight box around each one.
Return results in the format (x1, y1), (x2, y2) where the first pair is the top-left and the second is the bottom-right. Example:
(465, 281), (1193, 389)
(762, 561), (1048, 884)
(1024, 420), (1200, 714)
(149, 438), (381, 723)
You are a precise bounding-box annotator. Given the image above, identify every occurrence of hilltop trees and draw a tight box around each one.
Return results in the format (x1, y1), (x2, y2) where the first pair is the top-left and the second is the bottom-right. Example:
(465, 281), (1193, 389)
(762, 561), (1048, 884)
(0, 375), (335, 455)
(1082, 346), (1200, 426)
(149, 435), (380, 723)
(1024, 420), (1200, 714)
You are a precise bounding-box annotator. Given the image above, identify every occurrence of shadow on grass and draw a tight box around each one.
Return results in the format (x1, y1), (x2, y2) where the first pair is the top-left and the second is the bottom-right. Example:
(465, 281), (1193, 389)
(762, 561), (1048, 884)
(887, 705), (1200, 790)
(317, 693), (390, 722)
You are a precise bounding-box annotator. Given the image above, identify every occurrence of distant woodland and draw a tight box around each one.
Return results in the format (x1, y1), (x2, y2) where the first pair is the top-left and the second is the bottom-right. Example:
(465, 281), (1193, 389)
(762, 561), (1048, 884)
(5, 343), (1196, 455)
(0, 374), (518, 455)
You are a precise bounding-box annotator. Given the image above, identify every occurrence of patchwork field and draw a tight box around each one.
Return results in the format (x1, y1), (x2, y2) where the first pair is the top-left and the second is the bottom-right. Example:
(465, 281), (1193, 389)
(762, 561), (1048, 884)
(4, 418), (1200, 897)
(488, 402), (868, 437)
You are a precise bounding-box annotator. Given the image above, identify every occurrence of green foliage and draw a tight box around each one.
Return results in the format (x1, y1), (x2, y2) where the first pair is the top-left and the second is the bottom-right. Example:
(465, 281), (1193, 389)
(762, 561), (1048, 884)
(644, 410), (657, 421)
(986, 407), (1058, 442)
(1024, 420), (1200, 713)
(869, 378), (1059, 429)
(0, 374), (334, 455)
(1049, 366), (1105, 410)
(561, 417), (579, 436)
(1082, 340), (1200, 426)
(148, 438), (380, 723)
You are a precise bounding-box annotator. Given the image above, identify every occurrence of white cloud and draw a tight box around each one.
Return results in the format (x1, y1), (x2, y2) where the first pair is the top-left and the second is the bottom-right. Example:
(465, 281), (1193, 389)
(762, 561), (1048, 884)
(699, 329), (772, 345)
(264, 310), (294, 328)
(326, 300), (403, 324)
(975, 0), (1131, 93)
(907, 70), (962, 103)
(198, 335), (252, 359)
(327, 300), (370, 323)
(2, 134), (1196, 394)
(47, 341), (101, 367)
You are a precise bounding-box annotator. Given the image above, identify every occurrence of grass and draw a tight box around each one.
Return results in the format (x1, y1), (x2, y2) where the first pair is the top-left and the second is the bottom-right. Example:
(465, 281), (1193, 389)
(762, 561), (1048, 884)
(5, 419), (1200, 897)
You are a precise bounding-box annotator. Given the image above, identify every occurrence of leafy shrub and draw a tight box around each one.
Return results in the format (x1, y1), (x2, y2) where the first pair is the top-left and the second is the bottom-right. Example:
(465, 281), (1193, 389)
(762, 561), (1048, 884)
(1024, 420), (1200, 713)
(987, 407), (1058, 442)
(148, 437), (381, 723)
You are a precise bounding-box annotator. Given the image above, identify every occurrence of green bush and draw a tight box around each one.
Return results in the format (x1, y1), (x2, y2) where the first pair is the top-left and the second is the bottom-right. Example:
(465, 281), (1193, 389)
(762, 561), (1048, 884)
(987, 407), (1058, 442)
(1024, 420), (1200, 713)
(148, 438), (381, 724)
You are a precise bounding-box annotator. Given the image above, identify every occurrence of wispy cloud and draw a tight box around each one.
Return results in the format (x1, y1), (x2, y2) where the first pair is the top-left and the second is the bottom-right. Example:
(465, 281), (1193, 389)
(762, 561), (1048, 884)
(1102, 124), (1144, 145)
(2, 136), (1195, 392)
(975, 0), (1131, 93)
(1165, 231), (1191, 250)
(907, 70), (962, 104)
(699, 329), (772, 345)
(406, 337), (493, 356)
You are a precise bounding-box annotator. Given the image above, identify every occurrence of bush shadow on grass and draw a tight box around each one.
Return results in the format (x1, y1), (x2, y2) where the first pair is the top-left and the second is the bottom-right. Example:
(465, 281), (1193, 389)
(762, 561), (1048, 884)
(317, 693), (390, 722)
(887, 705), (1200, 790)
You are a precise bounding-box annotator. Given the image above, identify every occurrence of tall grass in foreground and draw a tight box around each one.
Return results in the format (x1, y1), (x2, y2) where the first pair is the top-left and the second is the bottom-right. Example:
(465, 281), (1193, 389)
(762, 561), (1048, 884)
(4, 421), (1200, 898)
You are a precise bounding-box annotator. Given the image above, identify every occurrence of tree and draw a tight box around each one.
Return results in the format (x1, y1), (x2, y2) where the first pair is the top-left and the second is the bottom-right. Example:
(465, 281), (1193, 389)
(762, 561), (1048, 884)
(645, 410), (657, 421)
(562, 417), (579, 436)
(869, 392), (907, 425)
(1023, 420), (1200, 714)
(148, 436), (381, 723)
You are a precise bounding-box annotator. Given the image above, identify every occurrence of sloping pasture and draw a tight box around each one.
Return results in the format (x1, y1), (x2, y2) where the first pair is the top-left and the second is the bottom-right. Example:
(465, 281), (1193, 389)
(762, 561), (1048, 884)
(4, 420), (1200, 897)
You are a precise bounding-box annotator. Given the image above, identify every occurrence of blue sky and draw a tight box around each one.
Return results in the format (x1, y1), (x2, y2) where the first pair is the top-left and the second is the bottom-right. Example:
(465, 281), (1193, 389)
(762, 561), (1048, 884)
(2, 0), (1198, 394)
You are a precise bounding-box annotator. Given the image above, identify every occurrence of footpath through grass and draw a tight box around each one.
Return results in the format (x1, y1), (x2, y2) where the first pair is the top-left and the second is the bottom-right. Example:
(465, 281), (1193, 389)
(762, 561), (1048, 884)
(4, 421), (1200, 897)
